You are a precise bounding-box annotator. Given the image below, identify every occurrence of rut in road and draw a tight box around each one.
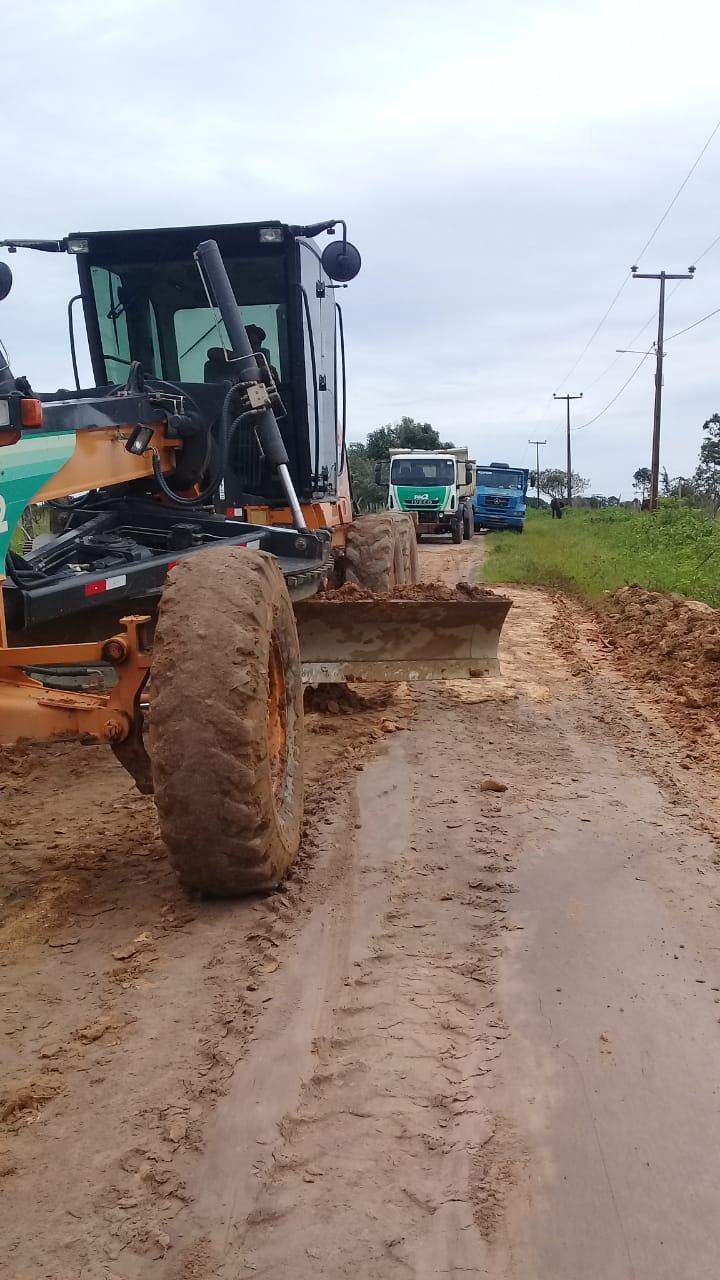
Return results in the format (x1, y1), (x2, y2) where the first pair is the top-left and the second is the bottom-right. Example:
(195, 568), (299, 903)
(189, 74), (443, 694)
(180, 696), (520, 1278)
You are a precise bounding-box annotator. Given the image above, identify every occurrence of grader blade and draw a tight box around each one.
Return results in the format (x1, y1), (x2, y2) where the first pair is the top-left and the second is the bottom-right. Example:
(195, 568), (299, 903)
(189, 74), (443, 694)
(294, 596), (511, 683)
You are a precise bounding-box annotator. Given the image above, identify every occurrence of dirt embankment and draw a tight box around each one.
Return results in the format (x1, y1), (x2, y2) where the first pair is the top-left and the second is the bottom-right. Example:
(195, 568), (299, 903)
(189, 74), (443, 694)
(596, 585), (720, 770)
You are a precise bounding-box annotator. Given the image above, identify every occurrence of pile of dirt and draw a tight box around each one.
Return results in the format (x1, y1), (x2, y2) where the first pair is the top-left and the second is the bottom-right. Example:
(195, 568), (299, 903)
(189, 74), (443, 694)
(598, 585), (720, 768)
(321, 581), (503, 603)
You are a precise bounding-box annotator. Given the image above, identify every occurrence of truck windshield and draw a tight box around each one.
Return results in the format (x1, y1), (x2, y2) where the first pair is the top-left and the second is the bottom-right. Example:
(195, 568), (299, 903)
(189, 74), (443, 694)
(391, 458), (454, 485)
(476, 468), (524, 490)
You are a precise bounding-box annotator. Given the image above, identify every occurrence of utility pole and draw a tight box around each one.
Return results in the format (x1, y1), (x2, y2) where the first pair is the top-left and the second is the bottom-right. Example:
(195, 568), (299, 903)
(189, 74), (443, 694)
(632, 264), (695, 510)
(528, 439), (546, 510)
(553, 392), (582, 504)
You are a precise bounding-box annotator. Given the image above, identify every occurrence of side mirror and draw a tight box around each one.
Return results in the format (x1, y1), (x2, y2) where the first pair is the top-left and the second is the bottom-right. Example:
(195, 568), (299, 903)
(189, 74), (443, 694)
(465, 465), (473, 485)
(321, 239), (362, 282)
(0, 262), (13, 301)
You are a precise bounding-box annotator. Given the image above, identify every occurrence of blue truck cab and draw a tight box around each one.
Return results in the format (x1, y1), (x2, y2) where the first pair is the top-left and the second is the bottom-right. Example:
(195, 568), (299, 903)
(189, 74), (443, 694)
(474, 462), (529, 532)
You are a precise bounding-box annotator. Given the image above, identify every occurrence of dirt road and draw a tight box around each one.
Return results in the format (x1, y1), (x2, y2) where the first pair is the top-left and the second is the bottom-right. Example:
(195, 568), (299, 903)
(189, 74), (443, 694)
(3, 540), (720, 1278)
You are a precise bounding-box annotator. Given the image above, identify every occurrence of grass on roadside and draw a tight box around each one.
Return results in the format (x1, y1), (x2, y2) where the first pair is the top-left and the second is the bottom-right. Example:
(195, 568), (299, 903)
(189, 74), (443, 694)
(10, 506), (51, 554)
(480, 505), (720, 607)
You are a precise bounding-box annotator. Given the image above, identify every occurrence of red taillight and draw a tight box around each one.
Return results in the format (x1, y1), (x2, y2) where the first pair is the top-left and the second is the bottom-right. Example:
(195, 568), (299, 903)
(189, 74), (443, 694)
(0, 430), (20, 448)
(83, 573), (126, 598)
(20, 398), (43, 428)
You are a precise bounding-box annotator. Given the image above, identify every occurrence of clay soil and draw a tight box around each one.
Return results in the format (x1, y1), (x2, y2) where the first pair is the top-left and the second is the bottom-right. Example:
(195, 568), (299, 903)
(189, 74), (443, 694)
(597, 584), (720, 772)
(3, 542), (720, 1279)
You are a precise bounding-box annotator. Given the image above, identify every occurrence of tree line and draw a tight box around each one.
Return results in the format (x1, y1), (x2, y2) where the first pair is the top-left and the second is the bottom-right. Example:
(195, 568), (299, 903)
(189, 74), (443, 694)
(632, 414), (720, 511)
(348, 417), (455, 508)
(349, 417), (594, 509)
(349, 410), (720, 514)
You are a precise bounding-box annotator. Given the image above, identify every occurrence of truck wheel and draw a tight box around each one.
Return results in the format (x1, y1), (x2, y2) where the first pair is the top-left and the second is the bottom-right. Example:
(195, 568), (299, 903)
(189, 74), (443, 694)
(149, 547), (304, 896)
(388, 513), (420, 584)
(451, 519), (463, 545)
(463, 507), (473, 540)
(345, 514), (405, 591)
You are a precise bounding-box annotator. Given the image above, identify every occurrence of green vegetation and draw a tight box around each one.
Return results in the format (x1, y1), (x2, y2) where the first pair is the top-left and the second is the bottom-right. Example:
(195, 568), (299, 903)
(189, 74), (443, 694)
(480, 505), (720, 607)
(10, 506), (50, 554)
(529, 467), (589, 500)
(349, 416), (453, 510)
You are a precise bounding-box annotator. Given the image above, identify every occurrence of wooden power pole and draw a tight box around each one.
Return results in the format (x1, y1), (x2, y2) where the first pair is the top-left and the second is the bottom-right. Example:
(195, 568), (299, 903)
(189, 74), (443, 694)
(553, 392), (582, 504)
(528, 439), (546, 510)
(631, 265), (695, 510)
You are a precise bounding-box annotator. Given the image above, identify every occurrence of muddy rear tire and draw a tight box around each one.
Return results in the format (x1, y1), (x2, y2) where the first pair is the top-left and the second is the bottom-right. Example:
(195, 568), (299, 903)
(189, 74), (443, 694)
(149, 548), (304, 896)
(388, 512), (420, 584)
(451, 519), (463, 545)
(345, 514), (405, 591)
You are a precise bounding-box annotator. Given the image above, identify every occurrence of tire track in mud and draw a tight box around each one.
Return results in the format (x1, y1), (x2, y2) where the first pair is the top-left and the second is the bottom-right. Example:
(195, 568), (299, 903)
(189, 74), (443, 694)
(0, 685), (415, 1277)
(167, 697), (523, 1279)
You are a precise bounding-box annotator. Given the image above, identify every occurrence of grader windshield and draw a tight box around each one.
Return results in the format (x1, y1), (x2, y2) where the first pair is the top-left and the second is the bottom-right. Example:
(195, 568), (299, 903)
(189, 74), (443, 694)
(86, 253), (289, 387)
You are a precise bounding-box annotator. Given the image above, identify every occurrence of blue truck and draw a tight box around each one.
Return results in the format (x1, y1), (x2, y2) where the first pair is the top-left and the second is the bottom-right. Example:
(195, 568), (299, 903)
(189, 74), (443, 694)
(474, 462), (529, 533)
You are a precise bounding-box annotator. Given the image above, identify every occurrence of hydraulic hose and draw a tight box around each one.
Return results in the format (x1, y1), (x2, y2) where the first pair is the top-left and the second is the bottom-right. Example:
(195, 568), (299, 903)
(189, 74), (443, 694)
(151, 408), (260, 508)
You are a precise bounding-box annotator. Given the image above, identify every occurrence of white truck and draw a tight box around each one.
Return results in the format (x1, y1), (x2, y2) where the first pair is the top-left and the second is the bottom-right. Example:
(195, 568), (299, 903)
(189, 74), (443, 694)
(382, 447), (476, 544)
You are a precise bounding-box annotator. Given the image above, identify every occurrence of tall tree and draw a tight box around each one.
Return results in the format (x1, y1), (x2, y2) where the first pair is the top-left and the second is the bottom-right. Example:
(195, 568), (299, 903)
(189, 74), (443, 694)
(536, 468), (589, 500)
(347, 442), (385, 510)
(692, 413), (720, 511)
(366, 416), (454, 460)
(632, 466), (652, 498)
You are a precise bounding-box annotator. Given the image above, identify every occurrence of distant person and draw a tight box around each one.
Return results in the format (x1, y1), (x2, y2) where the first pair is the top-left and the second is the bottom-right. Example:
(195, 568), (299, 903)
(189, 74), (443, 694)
(550, 496), (564, 520)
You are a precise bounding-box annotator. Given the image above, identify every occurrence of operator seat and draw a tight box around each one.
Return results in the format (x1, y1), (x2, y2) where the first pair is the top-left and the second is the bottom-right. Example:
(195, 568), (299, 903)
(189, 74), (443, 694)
(204, 347), (237, 385)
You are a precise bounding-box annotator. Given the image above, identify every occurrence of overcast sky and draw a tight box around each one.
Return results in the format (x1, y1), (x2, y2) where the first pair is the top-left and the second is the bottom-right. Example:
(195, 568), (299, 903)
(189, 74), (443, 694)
(4, 0), (720, 497)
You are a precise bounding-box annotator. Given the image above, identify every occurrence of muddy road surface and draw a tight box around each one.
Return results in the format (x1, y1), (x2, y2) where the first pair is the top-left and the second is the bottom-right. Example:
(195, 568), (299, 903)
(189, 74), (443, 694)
(3, 540), (720, 1278)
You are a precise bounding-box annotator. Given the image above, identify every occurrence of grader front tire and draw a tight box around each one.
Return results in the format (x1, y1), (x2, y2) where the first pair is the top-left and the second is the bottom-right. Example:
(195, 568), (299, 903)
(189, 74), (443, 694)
(388, 512), (420, 584)
(345, 514), (405, 592)
(149, 548), (304, 896)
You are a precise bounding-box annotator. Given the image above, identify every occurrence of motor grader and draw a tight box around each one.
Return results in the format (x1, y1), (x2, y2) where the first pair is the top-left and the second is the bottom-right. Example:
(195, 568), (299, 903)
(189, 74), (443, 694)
(0, 220), (510, 895)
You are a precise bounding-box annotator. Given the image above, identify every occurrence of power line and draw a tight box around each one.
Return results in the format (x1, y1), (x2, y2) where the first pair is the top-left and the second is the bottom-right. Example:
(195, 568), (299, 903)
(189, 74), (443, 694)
(632, 118), (720, 264)
(693, 227), (720, 266)
(666, 303), (720, 342)
(572, 351), (653, 433)
(552, 115), (720, 392)
(585, 280), (686, 393)
(567, 277), (705, 438)
(554, 274), (631, 391)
